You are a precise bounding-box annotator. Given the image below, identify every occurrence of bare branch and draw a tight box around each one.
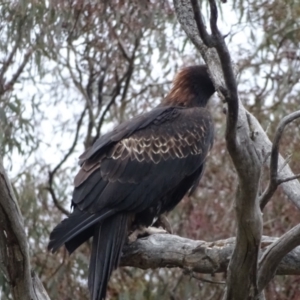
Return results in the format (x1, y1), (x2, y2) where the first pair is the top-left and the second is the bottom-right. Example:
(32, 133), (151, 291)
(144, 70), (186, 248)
(260, 110), (300, 209)
(117, 36), (141, 116)
(4, 48), (34, 93)
(190, 0), (238, 141)
(175, 2), (300, 296)
(121, 234), (300, 276)
(277, 173), (300, 184)
(63, 46), (94, 123)
(258, 224), (300, 292)
(208, 0), (239, 142)
(46, 186), (70, 217)
(174, 0), (300, 209)
(278, 153), (292, 173)
(0, 36), (21, 92)
(93, 45), (140, 143)
(245, 111), (300, 209)
(208, 0), (218, 35)
(175, 1), (262, 298)
(173, 0), (223, 83)
(48, 108), (87, 216)
(0, 158), (50, 300)
(0, 16), (32, 92)
(93, 70), (123, 142)
(190, 0), (215, 47)
(108, 24), (131, 61)
(183, 270), (226, 284)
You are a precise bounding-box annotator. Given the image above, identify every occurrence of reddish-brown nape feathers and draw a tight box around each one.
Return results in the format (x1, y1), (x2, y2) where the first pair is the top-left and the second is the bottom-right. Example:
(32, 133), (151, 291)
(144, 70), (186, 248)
(162, 65), (215, 108)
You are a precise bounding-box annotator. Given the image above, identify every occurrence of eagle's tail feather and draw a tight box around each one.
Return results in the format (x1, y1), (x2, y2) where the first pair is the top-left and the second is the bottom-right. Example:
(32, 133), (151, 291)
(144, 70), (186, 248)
(48, 208), (114, 253)
(89, 213), (128, 300)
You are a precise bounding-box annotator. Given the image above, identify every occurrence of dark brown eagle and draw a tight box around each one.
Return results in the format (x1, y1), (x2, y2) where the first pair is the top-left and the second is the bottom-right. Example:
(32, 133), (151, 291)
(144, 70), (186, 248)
(48, 65), (215, 300)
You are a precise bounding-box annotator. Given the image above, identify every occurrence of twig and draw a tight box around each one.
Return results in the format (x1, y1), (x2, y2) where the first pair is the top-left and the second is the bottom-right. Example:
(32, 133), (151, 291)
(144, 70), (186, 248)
(93, 36), (140, 143)
(108, 24), (131, 61)
(260, 110), (300, 210)
(278, 153), (292, 173)
(48, 108), (87, 216)
(93, 70), (122, 142)
(46, 186), (70, 217)
(0, 34), (22, 91)
(4, 48), (34, 92)
(0, 15), (30, 90)
(183, 270), (226, 284)
(277, 173), (300, 184)
(118, 36), (140, 114)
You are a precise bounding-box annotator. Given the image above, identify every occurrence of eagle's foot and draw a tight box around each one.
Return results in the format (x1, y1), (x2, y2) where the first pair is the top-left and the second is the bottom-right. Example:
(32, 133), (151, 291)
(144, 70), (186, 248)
(128, 226), (168, 244)
(153, 214), (173, 234)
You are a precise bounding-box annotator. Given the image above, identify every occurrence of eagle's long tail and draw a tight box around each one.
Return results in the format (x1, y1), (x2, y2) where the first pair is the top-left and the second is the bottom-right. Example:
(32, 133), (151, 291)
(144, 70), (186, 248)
(89, 213), (128, 300)
(47, 208), (114, 254)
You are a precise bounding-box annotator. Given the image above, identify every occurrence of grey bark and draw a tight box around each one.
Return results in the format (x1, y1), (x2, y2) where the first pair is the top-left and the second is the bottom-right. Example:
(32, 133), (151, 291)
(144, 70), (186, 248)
(173, 0), (300, 299)
(174, 0), (262, 298)
(173, 0), (300, 210)
(121, 234), (300, 276)
(0, 158), (50, 300)
(258, 224), (300, 292)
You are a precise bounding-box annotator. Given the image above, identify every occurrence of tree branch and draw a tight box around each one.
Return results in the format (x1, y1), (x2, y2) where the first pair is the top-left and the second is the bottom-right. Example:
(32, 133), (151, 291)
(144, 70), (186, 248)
(47, 108), (87, 216)
(174, 0), (300, 211)
(174, 0), (300, 296)
(245, 110), (300, 209)
(4, 47), (34, 93)
(277, 173), (300, 184)
(121, 233), (300, 276)
(94, 70), (123, 142)
(0, 158), (50, 300)
(93, 59), (139, 143)
(260, 110), (300, 209)
(180, 0), (262, 298)
(258, 224), (300, 292)
(190, 0), (215, 47)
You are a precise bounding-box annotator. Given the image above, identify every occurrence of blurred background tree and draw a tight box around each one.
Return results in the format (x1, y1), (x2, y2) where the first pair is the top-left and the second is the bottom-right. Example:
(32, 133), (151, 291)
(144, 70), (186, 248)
(0, 0), (300, 299)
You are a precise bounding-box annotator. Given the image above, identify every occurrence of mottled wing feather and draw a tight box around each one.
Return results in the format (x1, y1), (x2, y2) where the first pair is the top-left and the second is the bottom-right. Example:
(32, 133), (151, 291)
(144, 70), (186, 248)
(72, 107), (213, 215)
(78, 106), (180, 165)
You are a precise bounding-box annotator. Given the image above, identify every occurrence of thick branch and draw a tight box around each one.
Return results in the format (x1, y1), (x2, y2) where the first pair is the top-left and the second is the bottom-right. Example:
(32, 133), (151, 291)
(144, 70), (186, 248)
(260, 110), (300, 209)
(0, 159), (50, 300)
(173, 0), (300, 207)
(177, 0), (262, 298)
(121, 234), (300, 276)
(258, 224), (300, 292)
(245, 110), (300, 209)
(174, 2), (300, 297)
